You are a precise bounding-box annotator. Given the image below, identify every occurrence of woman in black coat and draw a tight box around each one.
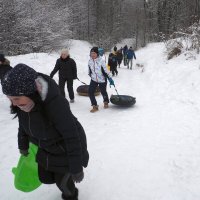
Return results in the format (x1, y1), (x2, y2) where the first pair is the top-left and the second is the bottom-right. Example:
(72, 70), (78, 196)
(50, 49), (77, 103)
(1, 64), (89, 200)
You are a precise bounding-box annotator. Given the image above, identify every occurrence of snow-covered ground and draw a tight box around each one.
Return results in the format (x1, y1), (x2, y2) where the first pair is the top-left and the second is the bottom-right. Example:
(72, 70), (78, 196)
(1, 40), (200, 200)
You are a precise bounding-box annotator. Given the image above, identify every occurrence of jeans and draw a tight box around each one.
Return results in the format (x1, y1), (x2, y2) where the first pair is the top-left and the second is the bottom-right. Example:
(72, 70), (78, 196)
(127, 59), (133, 69)
(88, 80), (109, 106)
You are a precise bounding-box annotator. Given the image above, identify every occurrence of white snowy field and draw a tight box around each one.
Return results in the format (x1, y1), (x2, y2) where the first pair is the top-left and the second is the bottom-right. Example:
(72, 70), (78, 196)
(1, 40), (200, 200)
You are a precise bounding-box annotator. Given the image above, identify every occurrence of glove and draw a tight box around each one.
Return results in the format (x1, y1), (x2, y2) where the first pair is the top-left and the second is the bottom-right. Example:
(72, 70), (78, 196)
(19, 149), (29, 157)
(71, 171), (84, 183)
(108, 77), (115, 86)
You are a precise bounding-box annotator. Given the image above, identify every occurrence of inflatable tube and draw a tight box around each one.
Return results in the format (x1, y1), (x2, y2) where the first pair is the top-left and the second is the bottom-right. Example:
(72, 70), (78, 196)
(110, 94), (136, 106)
(77, 85), (100, 96)
(12, 143), (42, 192)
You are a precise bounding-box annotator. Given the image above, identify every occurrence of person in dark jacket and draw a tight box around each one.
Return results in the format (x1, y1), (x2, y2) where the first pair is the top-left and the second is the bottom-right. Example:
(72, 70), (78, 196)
(50, 49), (77, 103)
(108, 52), (118, 76)
(123, 45), (128, 66)
(0, 54), (12, 80)
(1, 64), (89, 200)
(126, 47), (136, 70)
(116, 49), (123, 68)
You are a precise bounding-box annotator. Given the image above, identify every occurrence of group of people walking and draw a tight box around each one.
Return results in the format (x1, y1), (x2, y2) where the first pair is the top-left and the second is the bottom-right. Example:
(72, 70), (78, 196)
(0, 44), (136, 200)
(107, 45), (136, 76)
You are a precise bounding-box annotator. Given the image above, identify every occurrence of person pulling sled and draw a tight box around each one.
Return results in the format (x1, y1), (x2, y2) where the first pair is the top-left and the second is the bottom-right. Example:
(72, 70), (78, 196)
(88, 47), (114, 113)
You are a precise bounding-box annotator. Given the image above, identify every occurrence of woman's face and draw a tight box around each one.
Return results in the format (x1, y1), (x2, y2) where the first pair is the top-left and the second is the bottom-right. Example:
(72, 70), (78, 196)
(61, 53), (68, 59)
(90, 52), (98, 59)
(7, 96), (32, 107)
(7, 96), (35, 112)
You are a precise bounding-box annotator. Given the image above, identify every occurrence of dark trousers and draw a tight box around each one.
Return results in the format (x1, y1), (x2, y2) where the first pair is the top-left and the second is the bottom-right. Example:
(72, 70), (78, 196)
(123, 56), (127, 66)
(88, 80), (109, 106)
(59, 77), (74, 100)
(117, 60), (122, 67)
(110, 65), (118, 76)
(38, 164), (75, 198)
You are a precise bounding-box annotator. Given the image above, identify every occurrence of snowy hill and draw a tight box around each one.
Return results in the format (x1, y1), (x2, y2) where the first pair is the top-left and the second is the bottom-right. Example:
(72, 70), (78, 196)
(1, 40), (200, 200)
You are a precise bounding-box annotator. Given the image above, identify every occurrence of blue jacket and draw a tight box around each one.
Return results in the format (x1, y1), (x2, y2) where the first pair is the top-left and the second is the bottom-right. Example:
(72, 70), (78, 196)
(126, 49), (136, 59)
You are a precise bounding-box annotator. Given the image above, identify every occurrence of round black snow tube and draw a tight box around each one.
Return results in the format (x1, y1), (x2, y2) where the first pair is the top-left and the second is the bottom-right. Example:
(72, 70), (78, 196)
(77, 85), (100, 96)
(110, 94), (136, 106)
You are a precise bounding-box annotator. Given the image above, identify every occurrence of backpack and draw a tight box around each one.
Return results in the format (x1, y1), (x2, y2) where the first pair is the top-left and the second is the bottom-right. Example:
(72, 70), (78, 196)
(98, 48), (104, 56)
(111, 54), (117, 63)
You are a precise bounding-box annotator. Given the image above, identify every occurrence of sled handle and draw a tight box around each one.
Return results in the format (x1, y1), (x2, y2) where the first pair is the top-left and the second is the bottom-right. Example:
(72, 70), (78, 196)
(114, 85), (120, 96)
(77, 78), (87, 85)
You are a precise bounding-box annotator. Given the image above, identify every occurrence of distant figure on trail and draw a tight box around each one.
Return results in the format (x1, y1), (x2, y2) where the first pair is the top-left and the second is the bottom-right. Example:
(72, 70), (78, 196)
(50, 49), (77, 103)
(88, 47), (114, 113)
(113, 46), (117, 54)
(116, 48), (123, 68)
(0, 54), (12, 80)
(123, 45), (128, 66)
(108, 52), (118, 76)
(126, 47), (136, 70)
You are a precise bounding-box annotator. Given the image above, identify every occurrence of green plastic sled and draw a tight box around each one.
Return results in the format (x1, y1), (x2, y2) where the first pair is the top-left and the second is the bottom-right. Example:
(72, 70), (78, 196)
(12, 143), (42, 192)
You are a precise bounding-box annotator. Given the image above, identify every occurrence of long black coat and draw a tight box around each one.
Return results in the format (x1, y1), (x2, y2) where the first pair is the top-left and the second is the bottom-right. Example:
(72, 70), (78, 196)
(108, 53), (118, 68)
(50, 56), (77, 79)
(17, 73), (89, 174)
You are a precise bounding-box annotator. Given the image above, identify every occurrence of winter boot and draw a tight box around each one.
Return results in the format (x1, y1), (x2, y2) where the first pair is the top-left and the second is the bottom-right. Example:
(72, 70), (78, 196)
(62, 188), (78, 200)
(90, 105), (99, 113)
(104, 102), (109, 109)
(70, 99), (75, 103)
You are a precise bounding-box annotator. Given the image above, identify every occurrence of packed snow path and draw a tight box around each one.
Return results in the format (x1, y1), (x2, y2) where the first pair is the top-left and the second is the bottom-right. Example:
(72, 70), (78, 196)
(1, 41), (200, 200)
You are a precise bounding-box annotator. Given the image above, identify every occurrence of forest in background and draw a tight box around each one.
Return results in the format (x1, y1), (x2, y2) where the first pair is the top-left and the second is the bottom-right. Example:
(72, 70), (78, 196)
(0, 0), (200, 55)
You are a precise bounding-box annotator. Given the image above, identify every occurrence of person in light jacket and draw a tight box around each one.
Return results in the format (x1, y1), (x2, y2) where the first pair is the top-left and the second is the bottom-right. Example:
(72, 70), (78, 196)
(88, 47), (114, 113)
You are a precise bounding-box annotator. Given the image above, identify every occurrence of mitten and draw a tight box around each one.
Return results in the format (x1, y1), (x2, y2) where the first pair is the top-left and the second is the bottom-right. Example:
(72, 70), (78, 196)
(19, 149), (29, 157)
(108, 77), (115, 86)
(71, 171), (84, 183)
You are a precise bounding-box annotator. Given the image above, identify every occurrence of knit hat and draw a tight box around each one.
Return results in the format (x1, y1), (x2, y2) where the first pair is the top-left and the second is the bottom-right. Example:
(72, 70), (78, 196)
(1, 63), (38, 96)
(0, 54), (5, 63)
(90, 47), (99, 55)
(61, 49), (69, 55)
